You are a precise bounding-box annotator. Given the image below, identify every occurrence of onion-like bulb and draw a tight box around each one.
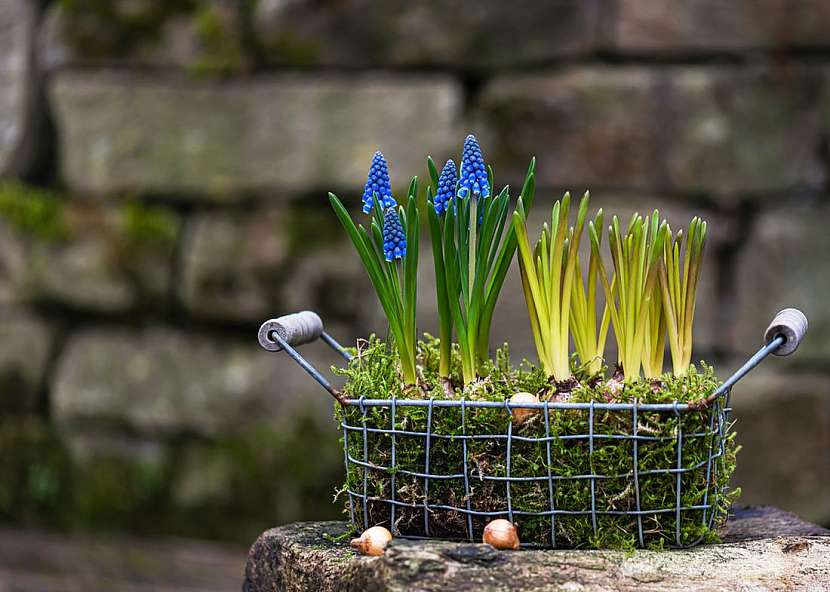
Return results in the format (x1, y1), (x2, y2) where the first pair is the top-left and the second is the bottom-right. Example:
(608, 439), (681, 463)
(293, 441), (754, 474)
(350, 526), (393, 556)
(509, 392), (539, 424)
(483, 519), (520, 550)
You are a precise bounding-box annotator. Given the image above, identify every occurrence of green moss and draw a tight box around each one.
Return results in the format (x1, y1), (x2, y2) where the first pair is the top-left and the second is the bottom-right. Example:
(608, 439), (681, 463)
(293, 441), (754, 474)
(72, 455), (168, 532)
(0, 408), (342, 545)
(121, 202), (179, 251)
(265, 34), (322, 66)
(0, 417), (73, 528)
(333, 336), (739, 550)
(285, 202), (344, 256)
(0, 182), (68, 241)
(189, 4), (246, 76)
(60, 0), (198, 57)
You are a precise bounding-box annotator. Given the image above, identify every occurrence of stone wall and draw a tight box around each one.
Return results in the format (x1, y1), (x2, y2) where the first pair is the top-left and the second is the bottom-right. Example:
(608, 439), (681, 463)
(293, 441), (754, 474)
(1, 0), (829, 540)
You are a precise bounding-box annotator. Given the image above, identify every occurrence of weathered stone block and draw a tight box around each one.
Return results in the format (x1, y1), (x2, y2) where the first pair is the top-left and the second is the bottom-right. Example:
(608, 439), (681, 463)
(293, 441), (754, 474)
(38, 1), (247, 74)
(254, 0), (599, 68)
(0, 0), (38, 176)
(49, 71), (462, 198)
(0, 198), (179, 314)
(729, 370), (830, 526)
(730, 202), (830, 363)
(612, 0), (830, 54)
(477, 67), (661, 192)
(52, 326), (347, 438)
(179, 205), (380, 327)
(0, 309), (52, 413)
(244, 513), (830, 592)
(661, 67), (825, 197)
(477, 66), (825, 197)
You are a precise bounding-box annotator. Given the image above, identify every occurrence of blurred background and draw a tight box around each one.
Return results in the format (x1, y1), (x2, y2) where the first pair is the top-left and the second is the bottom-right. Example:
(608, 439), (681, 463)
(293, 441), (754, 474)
(1, 0), (829, 588)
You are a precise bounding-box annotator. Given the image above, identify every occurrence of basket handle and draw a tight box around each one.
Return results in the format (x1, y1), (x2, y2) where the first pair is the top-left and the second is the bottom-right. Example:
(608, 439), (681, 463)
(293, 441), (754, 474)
(257, 311), (351, 404)
(764, 308), (808, 356)
(258, 311), (324, 352)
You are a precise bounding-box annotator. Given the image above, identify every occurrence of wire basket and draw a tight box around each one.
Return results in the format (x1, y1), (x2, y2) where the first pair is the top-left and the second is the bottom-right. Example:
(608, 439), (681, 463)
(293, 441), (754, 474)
(258, 308), (807, 549)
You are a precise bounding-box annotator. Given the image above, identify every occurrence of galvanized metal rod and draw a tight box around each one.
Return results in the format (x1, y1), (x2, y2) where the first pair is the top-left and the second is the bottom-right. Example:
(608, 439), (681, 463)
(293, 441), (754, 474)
(700, 335), (784, 405)
(321, 331), (353, 361)
(272, 333), (345, 404)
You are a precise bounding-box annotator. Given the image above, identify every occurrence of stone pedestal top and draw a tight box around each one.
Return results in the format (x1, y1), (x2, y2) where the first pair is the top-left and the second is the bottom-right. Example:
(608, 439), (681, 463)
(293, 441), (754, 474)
(244, 506), (829, 592)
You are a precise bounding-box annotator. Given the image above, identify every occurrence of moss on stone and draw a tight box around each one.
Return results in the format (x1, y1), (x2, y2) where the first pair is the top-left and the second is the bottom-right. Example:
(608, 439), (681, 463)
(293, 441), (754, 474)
(0, 182), (68, 242)
(121, 201), (179, 251)
(189, 4), (246, 76)
(284, 201), (344, 256)
(265, 33), (322, 66)
(59, 0), (198, 57)
(0, 417), (73, 528)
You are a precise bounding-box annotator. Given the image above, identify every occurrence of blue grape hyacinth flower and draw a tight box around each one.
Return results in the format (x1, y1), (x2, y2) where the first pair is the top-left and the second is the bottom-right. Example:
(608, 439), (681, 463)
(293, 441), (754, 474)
(433, 159), (458, 216)
(382, 206), (407, 261)
(362, 151), (396, 214)
(457, 134), (490, 201)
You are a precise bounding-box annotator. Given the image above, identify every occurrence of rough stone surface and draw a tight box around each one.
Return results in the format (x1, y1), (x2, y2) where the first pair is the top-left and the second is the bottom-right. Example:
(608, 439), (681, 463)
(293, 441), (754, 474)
(731, 203), (830, 363)
(0, 202), (178, 314)
(37, 1), (246, 73)
(0, 308), (52, 413)
(254, 0), (599, 68)
(49, 71), (462, 198)
(477, 66), (825, 197)
(661, 66), (825, 197)
(613, 0), (830, 54)
(180, 208), (290, 322)
(0, 0), (37, 176)
(244, 508), (830, 592)
(180, 206), (378, 326)
(0, 214), (27, 306)
(51, 326), (346, 438)
(729, 370), (830, 526)
(478, 67), (661, 192)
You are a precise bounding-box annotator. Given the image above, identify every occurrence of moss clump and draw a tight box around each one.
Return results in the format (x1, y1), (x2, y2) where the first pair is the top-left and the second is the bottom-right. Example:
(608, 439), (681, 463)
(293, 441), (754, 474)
(121, 202), (179, 251)
(189, 4), (246, 76)
(334, 336), (739, 550)
(59, 0), (197, 57)
(0, 182), (67, 241)
(0, 417), (73, 528)
(264, 34), (322, 67)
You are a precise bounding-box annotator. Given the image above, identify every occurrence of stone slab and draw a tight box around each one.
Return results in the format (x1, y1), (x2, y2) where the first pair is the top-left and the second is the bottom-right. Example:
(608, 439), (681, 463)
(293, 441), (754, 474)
(0, 308), (52, 413)
(254, 0), (599, 68)
(477, 66), (825, 198)
(0, 0), (38, 176)
(244, 507), (830, 591)
(49, 71), (462, 199)
(51, 325), (347, 438)
(612, 0), (830, 54)
(0, 200), (178, 314)
(730, 202), (830, 364)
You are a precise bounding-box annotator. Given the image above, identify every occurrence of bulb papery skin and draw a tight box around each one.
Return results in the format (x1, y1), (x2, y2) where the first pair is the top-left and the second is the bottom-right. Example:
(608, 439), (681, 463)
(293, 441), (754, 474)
(350, 526), (393, 556)
(509, 392), (539, 424)
(483, 519), (520, 550)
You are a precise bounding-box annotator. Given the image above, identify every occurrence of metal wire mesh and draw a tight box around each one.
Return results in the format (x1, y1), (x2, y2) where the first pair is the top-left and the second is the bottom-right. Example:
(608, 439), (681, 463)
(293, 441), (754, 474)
(340, 392), (733, 549)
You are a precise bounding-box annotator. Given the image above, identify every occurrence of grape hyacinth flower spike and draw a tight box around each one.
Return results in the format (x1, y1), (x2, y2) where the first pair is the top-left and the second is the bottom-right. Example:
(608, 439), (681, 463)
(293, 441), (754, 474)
(383, 206), (407, 261)
(433, 159), (458, 216)
(362, 151), (396, 214)
(457, 134), (490, 201)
